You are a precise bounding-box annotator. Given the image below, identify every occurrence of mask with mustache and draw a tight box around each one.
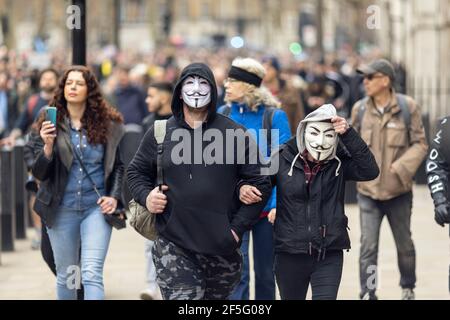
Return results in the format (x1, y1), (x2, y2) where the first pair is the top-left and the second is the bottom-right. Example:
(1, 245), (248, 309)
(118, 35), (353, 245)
(181, 76), (211, 109)
(304, 121), (337, 161)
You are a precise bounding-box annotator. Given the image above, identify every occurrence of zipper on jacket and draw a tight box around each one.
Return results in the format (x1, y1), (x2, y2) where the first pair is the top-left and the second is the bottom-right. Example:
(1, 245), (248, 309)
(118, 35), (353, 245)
(305, 178), (312, 255)
(307, 203), (311, 233)
(320, 225), (327, 238)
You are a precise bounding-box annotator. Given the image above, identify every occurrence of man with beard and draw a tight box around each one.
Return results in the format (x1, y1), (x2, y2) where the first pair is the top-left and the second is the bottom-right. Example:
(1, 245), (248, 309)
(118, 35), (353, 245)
(140, 82), (173, 300)
(142, 82), (173, 133)
(1, 68), (59, 147)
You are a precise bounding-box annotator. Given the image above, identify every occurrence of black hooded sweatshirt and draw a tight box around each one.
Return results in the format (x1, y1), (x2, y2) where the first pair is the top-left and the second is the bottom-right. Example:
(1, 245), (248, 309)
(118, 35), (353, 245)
(127, 63), (272, 255)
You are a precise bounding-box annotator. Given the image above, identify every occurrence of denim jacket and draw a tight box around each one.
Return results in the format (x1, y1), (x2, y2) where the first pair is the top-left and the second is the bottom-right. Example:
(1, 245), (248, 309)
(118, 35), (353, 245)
(61, 122), (106, 210)
(29, 116), (125, 228)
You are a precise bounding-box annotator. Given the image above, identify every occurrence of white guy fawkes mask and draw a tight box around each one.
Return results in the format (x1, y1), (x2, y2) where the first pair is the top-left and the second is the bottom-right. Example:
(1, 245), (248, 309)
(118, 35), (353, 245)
(304, 121), (337, 161)
(181, 76), (211, 109)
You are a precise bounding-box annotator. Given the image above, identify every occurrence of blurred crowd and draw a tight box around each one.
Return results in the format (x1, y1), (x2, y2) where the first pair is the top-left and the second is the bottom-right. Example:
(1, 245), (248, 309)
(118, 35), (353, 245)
(0, 43), (408, 141)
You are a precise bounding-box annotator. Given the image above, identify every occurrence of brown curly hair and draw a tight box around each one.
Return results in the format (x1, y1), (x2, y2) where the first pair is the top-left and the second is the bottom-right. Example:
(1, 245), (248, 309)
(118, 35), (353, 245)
(34, 65), (123, 145)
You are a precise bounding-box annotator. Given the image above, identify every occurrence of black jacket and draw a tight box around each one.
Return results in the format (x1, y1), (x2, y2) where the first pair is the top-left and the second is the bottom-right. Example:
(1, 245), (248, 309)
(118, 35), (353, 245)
(272, 127), (379, 256)
(127, 63), (272, 255)
(426, 117), (450, 206)
(29, 117), (125, 228)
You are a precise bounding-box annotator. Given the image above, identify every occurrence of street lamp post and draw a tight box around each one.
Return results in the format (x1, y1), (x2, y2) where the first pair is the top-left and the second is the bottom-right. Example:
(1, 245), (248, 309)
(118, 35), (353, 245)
(72, 0), (86, 66)
(316, 0), (324, 57)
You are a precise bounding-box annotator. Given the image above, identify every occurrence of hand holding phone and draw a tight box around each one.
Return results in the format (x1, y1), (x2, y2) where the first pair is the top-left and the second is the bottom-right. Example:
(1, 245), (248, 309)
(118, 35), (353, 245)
(45, 106), (57, 125)
(41, 106), (57, 159)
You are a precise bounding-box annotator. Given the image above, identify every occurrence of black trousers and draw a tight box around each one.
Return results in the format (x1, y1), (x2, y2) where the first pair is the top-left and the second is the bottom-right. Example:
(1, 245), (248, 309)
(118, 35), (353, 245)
(274, 250), (343, 300)
(358, 192), (416, 294)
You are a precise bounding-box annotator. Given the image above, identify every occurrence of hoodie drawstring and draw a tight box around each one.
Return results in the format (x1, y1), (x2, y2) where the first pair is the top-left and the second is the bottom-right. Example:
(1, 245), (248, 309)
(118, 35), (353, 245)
(288, 152), (301, 177)
(334, 155), (342, 177)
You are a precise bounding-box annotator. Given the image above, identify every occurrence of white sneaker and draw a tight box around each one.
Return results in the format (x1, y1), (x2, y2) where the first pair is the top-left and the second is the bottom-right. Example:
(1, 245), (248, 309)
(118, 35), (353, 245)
(140, 288), (163, 300)
(401, 288), (415, 300)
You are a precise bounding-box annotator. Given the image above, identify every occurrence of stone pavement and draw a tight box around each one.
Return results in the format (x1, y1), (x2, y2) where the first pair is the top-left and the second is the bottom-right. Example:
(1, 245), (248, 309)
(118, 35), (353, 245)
(0, 185), (449, 300)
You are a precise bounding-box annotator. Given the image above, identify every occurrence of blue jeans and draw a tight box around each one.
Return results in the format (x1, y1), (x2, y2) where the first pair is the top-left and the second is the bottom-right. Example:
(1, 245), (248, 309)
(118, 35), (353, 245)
(229, 217), (275, 300)
(47, 205), (112, 300)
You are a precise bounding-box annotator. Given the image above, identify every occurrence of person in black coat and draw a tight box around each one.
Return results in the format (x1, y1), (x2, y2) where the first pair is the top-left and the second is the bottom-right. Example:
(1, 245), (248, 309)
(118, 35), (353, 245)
(426, 116), (450, 293)
(127, 63), (272, 300)
(240, 104), (379, 300)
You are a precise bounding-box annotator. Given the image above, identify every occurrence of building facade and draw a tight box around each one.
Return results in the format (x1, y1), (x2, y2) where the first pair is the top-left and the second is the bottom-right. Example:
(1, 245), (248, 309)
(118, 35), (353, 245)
(1, 0), (449, 121)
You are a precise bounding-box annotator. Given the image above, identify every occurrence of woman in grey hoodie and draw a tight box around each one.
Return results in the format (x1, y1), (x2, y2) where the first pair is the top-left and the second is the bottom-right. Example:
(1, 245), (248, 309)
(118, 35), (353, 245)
(240, 104), (379, 299)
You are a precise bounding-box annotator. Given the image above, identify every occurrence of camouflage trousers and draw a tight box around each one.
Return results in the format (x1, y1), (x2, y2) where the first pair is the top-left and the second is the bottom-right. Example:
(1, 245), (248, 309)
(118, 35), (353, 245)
(152, 236), (242, 300)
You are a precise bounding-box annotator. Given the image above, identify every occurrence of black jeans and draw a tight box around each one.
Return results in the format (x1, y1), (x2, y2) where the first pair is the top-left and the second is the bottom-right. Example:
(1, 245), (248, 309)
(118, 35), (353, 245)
(274, 250), (343, 300)
(358, 192), (416, 295)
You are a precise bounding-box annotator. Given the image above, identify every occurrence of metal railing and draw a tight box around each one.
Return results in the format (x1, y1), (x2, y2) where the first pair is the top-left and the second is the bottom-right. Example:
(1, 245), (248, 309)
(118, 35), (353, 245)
(0, 141), (29, 264)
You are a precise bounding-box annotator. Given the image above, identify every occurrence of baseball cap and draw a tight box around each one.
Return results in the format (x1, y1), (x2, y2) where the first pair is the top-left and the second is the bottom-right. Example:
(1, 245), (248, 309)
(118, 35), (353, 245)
(357, 59), (395, 81)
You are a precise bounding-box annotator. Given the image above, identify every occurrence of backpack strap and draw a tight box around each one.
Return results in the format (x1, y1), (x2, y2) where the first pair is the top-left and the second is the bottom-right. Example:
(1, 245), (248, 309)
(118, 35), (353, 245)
(27, 94), (40, 119)
(221, 105), (231, 117)
(396, 93), (411, 143)
(356, 95), (412, 143)
(154, 120), (168, 189)
(263, 107), (276, 156)
(355, 97), (369, 133)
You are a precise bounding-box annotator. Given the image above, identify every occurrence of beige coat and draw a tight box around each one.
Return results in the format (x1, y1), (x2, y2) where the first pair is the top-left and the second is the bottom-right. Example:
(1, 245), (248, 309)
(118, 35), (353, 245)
(351, 90), (428, 200)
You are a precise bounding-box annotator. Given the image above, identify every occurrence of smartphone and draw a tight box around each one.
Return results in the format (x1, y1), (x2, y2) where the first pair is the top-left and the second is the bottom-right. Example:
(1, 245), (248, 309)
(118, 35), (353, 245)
(45, 106), (57, 126)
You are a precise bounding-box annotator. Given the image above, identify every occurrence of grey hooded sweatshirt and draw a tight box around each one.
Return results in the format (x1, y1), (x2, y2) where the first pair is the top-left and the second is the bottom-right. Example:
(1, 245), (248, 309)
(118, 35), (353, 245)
(269, 104), (379, 257)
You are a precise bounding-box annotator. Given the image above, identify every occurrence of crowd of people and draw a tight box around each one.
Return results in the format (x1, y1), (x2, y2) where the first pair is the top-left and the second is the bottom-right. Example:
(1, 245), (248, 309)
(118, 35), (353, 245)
(0, 43), (448, 301)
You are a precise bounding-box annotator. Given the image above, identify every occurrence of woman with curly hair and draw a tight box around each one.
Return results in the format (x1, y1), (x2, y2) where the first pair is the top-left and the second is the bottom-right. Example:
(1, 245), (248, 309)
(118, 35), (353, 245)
(30, 65), (125, 300)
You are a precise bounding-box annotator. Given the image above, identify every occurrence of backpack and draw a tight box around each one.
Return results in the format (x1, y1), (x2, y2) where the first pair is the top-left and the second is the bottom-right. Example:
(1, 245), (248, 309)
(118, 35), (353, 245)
(355, 93), (411, 142)
(221, 105), (276, 155)
(128, 119), (167, 241)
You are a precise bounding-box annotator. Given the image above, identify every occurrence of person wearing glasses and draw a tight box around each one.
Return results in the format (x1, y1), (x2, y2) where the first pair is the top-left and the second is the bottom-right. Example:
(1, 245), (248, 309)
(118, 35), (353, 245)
(351, 59), (428, 300)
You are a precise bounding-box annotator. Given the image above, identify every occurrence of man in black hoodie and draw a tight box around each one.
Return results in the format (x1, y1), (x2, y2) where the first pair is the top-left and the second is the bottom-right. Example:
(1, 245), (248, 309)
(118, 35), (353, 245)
(127, 63), (272, 300)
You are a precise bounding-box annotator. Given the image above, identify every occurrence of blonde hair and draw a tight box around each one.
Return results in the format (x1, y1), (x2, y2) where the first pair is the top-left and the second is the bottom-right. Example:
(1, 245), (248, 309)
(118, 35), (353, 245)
(225, 57), (281, 111)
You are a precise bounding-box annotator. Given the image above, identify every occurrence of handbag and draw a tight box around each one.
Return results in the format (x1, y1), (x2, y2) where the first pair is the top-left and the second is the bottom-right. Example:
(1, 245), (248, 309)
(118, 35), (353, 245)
(128, 120), (168, 240)
(62, 133), (127, 230)
(128, 198), (157, 240)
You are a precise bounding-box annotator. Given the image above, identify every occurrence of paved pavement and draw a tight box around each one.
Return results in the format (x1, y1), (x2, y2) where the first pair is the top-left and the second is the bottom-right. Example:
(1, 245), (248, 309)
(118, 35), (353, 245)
(0, 185), (449, 300)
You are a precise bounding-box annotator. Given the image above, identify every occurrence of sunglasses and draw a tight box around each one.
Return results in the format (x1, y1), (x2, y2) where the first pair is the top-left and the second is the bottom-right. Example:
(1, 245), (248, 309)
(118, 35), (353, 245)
(364, 74), (385, 81)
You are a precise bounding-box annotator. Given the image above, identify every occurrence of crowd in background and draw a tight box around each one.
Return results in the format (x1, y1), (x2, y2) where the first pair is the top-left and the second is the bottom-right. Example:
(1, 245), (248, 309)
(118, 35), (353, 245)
(0, 43), (408, 141)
